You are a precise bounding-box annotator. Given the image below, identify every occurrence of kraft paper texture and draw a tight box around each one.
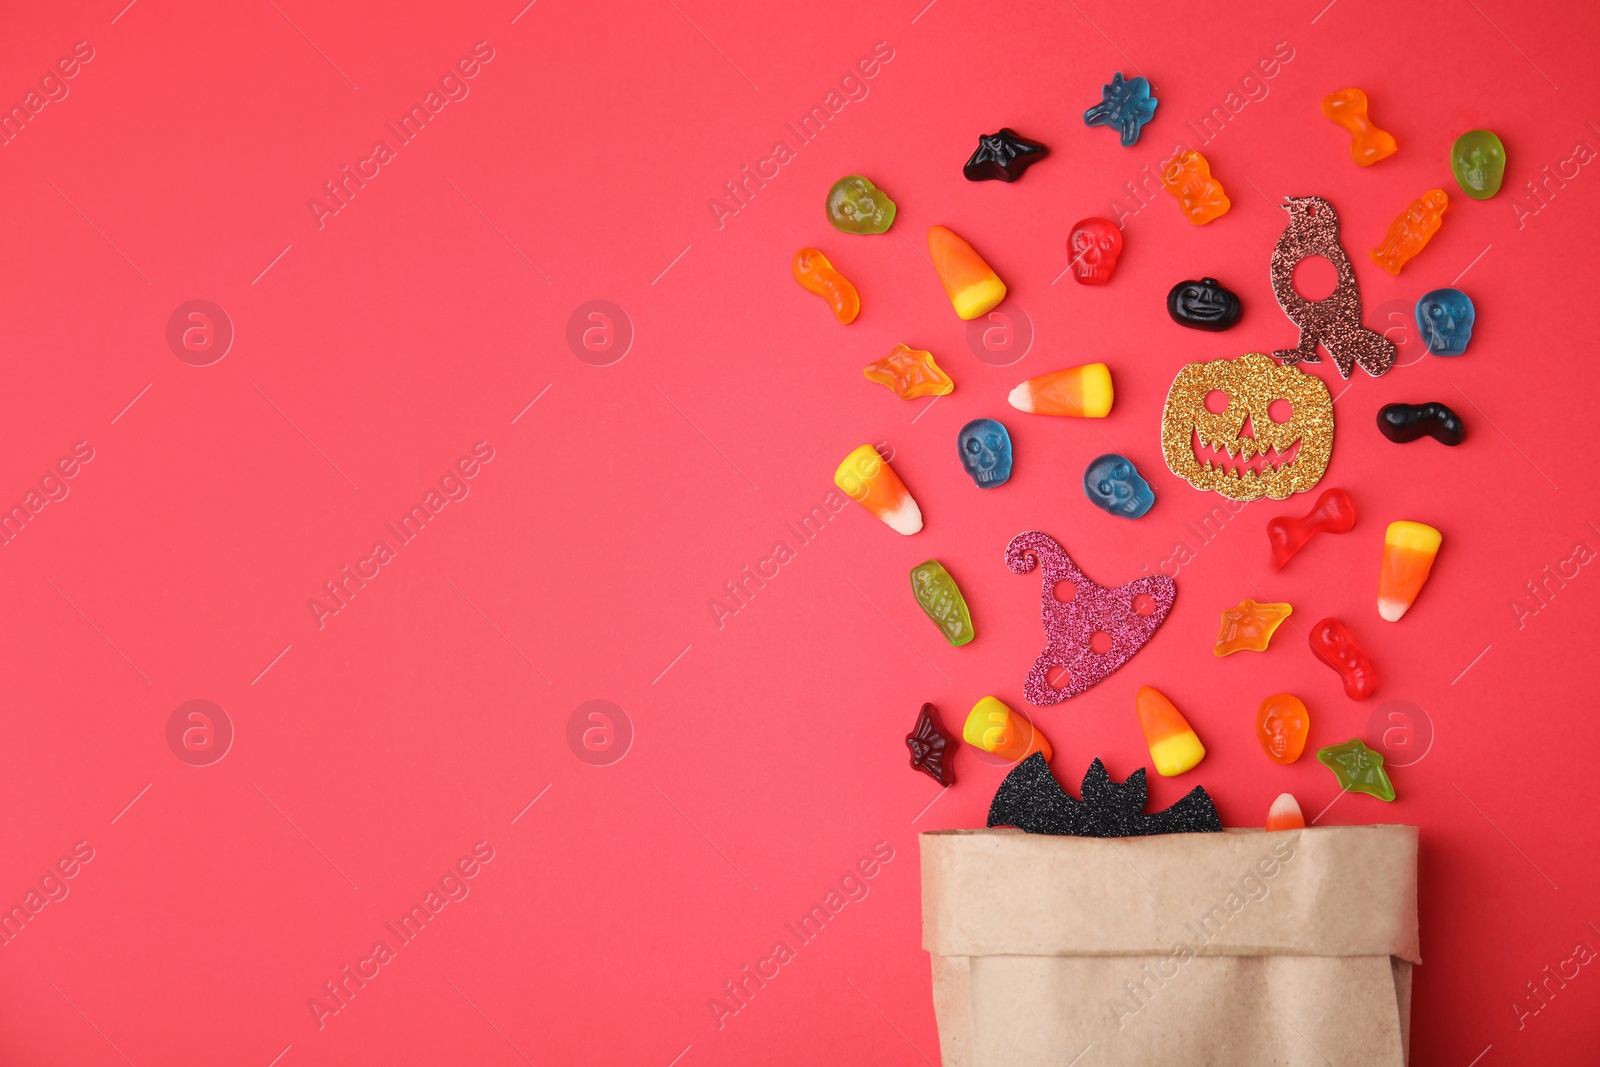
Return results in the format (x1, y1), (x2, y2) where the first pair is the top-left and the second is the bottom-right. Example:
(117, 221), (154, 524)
(921, 826), (1419, 1067)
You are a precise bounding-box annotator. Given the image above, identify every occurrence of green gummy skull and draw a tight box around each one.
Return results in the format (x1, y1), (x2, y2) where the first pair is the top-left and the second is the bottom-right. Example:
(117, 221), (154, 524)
(1450, 130), (1505, 200)
(827, 175), (896, 234)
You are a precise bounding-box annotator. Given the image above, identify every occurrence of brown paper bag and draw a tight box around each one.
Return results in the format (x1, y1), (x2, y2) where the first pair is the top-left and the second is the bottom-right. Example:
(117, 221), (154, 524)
(921, 826), (1419, 1066)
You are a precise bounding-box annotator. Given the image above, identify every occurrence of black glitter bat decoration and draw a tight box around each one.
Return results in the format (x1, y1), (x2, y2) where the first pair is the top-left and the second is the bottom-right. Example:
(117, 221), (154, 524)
(905, 703), (954, 786)
(988, 753), (1221, 837)
(963, 128), (1049, 183)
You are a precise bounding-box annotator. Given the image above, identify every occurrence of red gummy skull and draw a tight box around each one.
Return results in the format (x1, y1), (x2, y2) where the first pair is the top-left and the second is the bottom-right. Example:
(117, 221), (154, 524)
(1068, 217), (1123, 285)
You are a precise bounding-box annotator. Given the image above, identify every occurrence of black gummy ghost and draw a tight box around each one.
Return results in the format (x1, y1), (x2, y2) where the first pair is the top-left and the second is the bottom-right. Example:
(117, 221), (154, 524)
(987, 753), (1221, 837)
(1166, 277), (1242, 331)
(963, 128), (1049, 183)
(1377, 402), (1465, 446)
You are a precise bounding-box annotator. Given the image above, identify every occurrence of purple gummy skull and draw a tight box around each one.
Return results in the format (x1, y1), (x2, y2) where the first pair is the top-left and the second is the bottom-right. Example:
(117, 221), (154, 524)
(1006, 531), (1176, 706)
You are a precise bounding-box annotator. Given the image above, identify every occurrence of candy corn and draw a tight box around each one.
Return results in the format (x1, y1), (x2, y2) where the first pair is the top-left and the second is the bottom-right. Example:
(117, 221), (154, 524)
(1377, 520), (1442, 621)
(962, 696), (1052, 763)
(1266, 793), (1306, 831)
(1007, 363), (1114, 418)
(928, 225), (1006, 320)
(833, 444), (923, 535)
(1135, 686), (1205, 776)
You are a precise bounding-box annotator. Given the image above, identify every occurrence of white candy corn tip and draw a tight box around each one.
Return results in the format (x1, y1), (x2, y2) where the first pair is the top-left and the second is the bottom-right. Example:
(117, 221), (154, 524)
(1007, 383), (1035, 412)
(1377, 598), (1408, 622)
(882, 498), (924, 536)
(1267, 793), (1304, 830)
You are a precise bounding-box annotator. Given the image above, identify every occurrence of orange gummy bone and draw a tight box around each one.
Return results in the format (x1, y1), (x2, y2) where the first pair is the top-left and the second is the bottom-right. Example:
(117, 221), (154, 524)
(927, 225), (1006, 320)
(1321, 88), (1397, 166)
(793, 247), (860, 323)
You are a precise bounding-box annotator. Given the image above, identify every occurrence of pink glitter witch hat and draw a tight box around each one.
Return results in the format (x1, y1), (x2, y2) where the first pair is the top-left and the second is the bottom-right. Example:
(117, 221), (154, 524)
(1006, 531), (1176, 706)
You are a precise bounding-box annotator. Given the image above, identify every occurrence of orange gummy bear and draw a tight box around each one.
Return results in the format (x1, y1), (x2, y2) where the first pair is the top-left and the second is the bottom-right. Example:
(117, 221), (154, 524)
(1158, 150), (1230, 225)
(863, 344), (953, 399)
(793, 247), (860, 324)
(1213, 599), (1293, 656)
(1256, 693), (1310, 765)
(1321, 88), (1397, 166)
(1370, 190), (1448, 276)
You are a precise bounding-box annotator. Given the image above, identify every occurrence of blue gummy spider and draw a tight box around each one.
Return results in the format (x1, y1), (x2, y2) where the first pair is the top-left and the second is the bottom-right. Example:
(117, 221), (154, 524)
(1083, 72), (1158, 147)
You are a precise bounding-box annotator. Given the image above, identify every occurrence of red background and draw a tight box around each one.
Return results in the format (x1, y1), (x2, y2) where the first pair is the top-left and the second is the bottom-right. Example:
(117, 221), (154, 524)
(2, 0), (1597, 1063)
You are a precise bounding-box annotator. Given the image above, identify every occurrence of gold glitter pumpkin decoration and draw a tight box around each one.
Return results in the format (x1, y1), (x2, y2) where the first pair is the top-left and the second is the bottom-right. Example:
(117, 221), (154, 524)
(1160, 352), (1333, 501)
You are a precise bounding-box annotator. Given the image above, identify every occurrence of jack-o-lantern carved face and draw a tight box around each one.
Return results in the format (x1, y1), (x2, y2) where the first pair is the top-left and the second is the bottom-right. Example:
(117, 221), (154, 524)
(1160, 351), (1333, 501)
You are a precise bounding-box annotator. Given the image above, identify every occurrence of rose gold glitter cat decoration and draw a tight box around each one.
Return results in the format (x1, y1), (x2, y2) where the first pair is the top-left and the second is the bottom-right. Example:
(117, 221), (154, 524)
(1269, 195), (1395, 378)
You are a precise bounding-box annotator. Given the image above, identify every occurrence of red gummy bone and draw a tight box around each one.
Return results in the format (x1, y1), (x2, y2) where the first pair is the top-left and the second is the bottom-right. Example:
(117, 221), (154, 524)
(1308, 617), (1379, 700)
(1267, 487), (1356, 569)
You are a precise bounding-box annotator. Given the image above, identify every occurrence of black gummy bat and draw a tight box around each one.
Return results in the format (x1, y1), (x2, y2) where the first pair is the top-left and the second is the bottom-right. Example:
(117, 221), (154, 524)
(1377, 401), (1465, 446)
(963, 128), (1049, 183)
(987, 753), (1221, 837)
(905, 703), (954, 786)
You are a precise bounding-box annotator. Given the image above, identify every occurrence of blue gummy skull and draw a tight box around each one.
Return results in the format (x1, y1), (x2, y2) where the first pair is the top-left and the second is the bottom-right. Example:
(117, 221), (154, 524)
(957, 418), (1013, 489)
(1083, 72), (1158, 147)
(1415, 288), (1475, 356)
(1083, 454), (1154, 519)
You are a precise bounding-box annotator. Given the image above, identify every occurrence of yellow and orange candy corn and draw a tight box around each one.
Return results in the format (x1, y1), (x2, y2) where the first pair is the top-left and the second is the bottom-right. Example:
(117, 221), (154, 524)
(793, 247), (860, 324)
(928, 225), (1006, 320)
(1135, 686), (1205, 776)
(1007, 363), (1113, 418)
(833, 444), (923, 535)
(963, 695), (1052, 763)
(1266, 793), (1306, 831)
(1377, 520), (1442, 621)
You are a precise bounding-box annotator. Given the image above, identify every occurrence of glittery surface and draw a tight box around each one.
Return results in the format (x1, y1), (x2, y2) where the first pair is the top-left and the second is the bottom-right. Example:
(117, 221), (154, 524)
(987, 753), (1222, 837)
(1005, 531), (1175, 706)
(1316, 738), (1396, 802)
(1160, 351), (1334, 502)
(1269, 195), (1396, 378)
(905, 702), (954, 786)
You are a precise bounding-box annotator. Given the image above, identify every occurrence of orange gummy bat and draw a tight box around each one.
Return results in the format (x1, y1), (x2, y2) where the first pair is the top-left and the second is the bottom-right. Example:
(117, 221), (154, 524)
(793, 247), (860, 323)
(1213, 599), (1293, 656)
(863, 344), (953, 399)
(1321, 88), (1397, 166)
